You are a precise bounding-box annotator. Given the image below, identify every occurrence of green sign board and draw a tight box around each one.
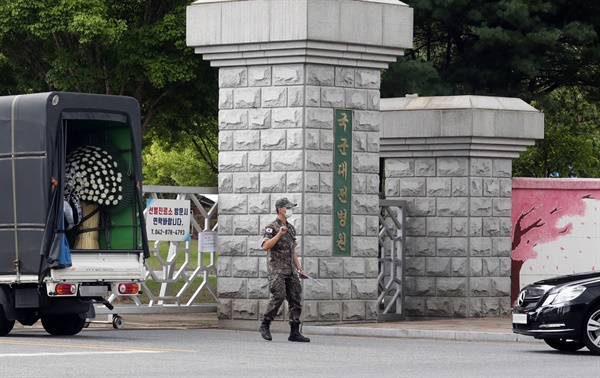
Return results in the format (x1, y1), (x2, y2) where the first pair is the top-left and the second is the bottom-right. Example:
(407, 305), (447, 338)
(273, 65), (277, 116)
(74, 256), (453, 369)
(333, 109), (352, 255)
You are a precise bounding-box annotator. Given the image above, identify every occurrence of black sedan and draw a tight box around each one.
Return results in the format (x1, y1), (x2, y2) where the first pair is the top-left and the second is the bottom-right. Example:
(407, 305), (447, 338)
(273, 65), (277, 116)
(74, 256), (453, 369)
(513, 271), (600, 354)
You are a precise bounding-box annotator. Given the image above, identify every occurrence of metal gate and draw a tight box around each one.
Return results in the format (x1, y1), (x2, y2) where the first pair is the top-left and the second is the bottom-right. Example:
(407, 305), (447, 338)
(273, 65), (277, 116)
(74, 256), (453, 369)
(377, 199), (406, 321)
(96, 185), (218, 321)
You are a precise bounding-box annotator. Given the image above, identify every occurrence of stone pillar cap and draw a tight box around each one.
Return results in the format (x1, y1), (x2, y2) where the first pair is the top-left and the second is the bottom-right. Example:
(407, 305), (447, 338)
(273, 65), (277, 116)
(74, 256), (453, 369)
(187, 0), (413, 68)
(380, 95), (545, 159)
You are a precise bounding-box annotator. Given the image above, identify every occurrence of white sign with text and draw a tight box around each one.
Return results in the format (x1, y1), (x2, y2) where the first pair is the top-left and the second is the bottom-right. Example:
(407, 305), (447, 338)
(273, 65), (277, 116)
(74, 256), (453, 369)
(145, 199), (191, 241)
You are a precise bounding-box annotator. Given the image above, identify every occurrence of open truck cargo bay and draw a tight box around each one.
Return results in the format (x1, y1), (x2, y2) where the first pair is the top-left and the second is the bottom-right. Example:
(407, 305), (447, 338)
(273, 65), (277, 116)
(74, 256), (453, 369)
(0, 92), (149, 336)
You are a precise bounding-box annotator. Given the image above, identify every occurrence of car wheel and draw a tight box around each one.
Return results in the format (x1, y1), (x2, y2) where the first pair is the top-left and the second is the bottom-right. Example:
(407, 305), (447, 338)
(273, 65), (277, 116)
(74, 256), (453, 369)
(543, 338), (585, 352)
(582, 305), (600, 355)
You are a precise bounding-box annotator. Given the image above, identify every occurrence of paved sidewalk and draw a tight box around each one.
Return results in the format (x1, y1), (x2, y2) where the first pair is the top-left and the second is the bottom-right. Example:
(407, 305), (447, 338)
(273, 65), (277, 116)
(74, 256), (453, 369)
(14, 312), (539, 343)
(80, 313), (540, 344)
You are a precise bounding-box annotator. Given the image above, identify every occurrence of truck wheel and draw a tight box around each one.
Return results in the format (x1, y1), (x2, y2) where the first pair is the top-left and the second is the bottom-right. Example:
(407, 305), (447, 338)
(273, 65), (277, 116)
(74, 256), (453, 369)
(112, 315), (125, 330)
(0, 305), (15, 336)
(41, 313), (86, 336)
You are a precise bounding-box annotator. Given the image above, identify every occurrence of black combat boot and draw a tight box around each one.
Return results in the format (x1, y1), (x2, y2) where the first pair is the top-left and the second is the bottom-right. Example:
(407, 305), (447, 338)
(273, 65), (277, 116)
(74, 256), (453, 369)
(259, 319), (272, 341)
(288, 320), (310, 342)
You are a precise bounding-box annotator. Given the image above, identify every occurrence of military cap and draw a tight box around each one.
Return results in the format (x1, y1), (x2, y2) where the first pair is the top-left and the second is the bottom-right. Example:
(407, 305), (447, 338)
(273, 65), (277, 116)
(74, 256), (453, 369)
(275, 197), (297, 209)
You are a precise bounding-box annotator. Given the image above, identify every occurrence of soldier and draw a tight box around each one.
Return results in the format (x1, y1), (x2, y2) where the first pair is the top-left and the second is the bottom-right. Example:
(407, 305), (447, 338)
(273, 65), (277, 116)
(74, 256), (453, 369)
(258, 197), (310, 342)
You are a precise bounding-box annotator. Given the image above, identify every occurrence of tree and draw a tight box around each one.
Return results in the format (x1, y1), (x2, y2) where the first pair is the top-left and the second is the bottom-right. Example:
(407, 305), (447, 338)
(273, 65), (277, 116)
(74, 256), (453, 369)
(383, 0), (600, 177)
(513, 87), (600, 177)
(0, 0), (219, 185)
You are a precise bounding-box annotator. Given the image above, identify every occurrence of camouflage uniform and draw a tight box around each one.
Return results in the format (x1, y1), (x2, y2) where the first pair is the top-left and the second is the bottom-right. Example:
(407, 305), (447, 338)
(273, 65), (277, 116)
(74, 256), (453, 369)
(261, 218), (302, 321)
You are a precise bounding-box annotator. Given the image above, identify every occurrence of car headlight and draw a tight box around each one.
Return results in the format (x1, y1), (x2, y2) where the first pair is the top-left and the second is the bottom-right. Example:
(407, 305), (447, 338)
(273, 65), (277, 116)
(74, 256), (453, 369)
(542, 285), (586, 306)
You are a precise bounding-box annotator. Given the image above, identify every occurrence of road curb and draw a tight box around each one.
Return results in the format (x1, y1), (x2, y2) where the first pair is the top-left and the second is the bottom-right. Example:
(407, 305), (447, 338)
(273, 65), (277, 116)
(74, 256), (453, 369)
(303, 326), (542, 343)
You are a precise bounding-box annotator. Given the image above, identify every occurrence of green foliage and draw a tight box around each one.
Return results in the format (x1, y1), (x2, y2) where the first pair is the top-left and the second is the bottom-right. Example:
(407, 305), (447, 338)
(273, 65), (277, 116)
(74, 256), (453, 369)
(385, 0), (600, 177)
(513, 88), (600, 177)
(0, 0), (219, 186)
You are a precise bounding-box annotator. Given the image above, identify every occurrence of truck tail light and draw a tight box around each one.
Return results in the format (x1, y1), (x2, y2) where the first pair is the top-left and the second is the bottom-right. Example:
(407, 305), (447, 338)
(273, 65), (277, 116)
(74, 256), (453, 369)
(117, 283), (139, 295)
(55, 283), (77, 295)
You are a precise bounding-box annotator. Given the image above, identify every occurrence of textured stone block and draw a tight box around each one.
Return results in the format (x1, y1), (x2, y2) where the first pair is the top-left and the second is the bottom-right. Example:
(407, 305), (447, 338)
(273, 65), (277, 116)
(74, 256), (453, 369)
(385, 158), (414, 177)
(470, 277), (490, 296)
(437, 158), (467, 176)
(218, 278), (247, 298)
(437, 198), (468, 217)
(492, 237), (512, 257)
(405, 296), (425, 316)
(414, 237), (436, 257)
(219, 67), (248, 88)
(493, 198), (511, 216)
(232, 299), (258, 320)
(353, 194), (379, 215)
(306, 107), (333, 129)
(400, 178), (426, 196)
(219, 109), (248, 130)
(288, 86), (304, 107)
(219, 194), (248, 214)
(272, 108), (303, 128)
(287, 129), (304, 149)
(354, 152), (378, 174)
(427, 178), (451, 197)
(218, 256), (232, 277)
(351, 279), (378, 299)
(306, 150), (333, 171)
(233, 130), (260, 150)
(321, 87), (345, 107)
(261, 87), (287, 107)
(333, 280), (352, 300)
(482, 218), (500, 236)
(248, 66), (271, 86)
(405, 217), (426, 237)
(219, 151), (247, 172)
(343, 258), (365, 278)
(318, 302), (341, 322)
(273, 65), (304, 85)
(304, 236), (333, 257)
(219, 131), (233, 151)
(470, 178), (483, 197)
(335, 67), (355, 87)
(303, 301), (319, 322)
(287, 171), (303, 192)
(248, 278), (269, 298)
(352, 237), (378, 257)
(482, 297), (501, 316)
(234, 88), (260, 108)
(415, 158), (435, 176)
(437, 278), (467, 297)
(426, 257), (451, 276)
(320, 258), (343, 278)
(367, 90), (380, 111)
(470, 237), (492, 257)
(306, 280), (332, 300)
(405, 277), (435, 296)
(305, 172), (320, 192)
(272, 150), (304, 170)
(436, 237), (467, 256)
(451, 177), (468, 196)
(499, 257), (511, 277)
(248, 151), (271, 171)
(259, 172), (286, 192)
(343, 301), (366, 321)
(470, 158), (492, 177)
(233, 215), (259, 235)
(345, 89), (368, 109)
(425, 298), (453, 317)
(470, 217), (482, 236)
(500, 178), (512, 198)
(483, 178), (500, 197)
(405, 257), (425, 276)
(319, 214), (333, 235)
(354, 111), (380, 132)
(307, 64), (335, 86)
(248, 193), (271, 214)
(452, 258), (468, 277)
(306, 86), (320, 106)
(427, 218), (451, 237)
(233, 173), (259, 193)
(470, 258), (482, 277)
(219, 88), (233, 109)
(452, 218), (468, 237)
(470, 198), (492, 216)
(493, 159), (512, 177)
(249, 109), (271, 129)
(218, 299), (232, 319)
(305, 194), (333, 213)
(355, 69), (380, 89)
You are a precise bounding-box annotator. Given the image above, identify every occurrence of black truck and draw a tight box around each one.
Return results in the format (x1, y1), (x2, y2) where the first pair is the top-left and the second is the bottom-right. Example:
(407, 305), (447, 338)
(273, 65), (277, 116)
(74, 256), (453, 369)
(0, 92), (149, 336)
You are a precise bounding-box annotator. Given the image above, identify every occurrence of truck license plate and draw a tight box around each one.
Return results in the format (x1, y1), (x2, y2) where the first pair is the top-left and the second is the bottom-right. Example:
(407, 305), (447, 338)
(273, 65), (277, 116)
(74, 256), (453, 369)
(512, 313), (527, 324)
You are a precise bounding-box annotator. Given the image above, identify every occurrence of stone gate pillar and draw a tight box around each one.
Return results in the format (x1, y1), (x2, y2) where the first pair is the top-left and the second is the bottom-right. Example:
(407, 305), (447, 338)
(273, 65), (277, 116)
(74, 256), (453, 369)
(187, 0), (413, 329)
(380, 96), (544, 318)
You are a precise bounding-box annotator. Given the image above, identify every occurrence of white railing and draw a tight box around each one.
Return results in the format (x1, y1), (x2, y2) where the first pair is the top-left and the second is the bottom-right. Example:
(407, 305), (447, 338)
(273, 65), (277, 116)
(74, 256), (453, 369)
(96, 186), (218, 324)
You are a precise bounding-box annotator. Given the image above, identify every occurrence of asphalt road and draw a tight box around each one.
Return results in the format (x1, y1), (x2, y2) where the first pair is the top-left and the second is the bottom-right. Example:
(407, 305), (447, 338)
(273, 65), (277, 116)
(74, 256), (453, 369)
(1, 327), (599, 377)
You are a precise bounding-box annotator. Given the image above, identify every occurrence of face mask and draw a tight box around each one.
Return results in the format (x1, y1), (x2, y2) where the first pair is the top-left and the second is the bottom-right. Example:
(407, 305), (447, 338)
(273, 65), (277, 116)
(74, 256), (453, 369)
(284, 208), (293, 219)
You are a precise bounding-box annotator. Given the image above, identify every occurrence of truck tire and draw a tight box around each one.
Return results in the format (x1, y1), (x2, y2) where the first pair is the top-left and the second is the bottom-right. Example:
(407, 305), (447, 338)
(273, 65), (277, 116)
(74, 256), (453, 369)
(0, 305), (15, 336)
(41, 313), (86, 336)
